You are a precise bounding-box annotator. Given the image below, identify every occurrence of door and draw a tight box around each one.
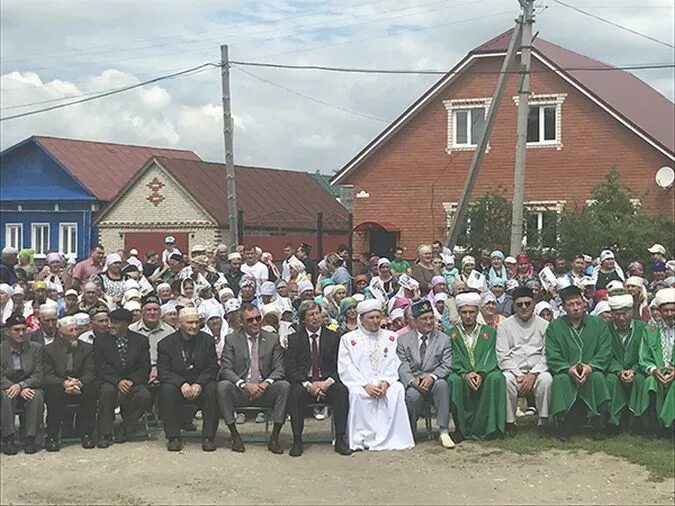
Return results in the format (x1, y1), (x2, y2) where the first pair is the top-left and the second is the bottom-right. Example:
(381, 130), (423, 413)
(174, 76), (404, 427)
(370, 228), (397, 259)
(124, 232), (189, 258)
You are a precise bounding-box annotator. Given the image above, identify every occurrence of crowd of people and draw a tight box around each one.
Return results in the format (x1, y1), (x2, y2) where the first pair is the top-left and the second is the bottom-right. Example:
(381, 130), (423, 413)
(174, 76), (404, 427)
(0, 235), (673, 457)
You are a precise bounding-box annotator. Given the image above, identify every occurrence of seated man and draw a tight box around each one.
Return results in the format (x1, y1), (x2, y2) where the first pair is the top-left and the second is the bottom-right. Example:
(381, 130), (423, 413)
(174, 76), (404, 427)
(78, 305), (111, 345)
(397, 299), (454, 448)
(496, 287), (552, 436)
(129, 294), (174, 383)
(338, 299), (414, 451)
(606, 293), (646, 432)
(94, 308), (151, 448)
(43, 316), (97, 451)
(284, 301), (351, 457)
(28, 304), (58, 346)
(447, 292), (505, 441)
(546, 284), (612, 440)
(218, 304), (290, 454)
(1, 315), (44, 455)
(637, 287), (674, 434)
(157, 307), (220, 452)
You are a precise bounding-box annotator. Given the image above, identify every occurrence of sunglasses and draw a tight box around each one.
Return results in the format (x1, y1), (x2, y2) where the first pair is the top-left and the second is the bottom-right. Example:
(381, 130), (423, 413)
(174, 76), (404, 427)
(245, 316), (262, 323)
(516, 301), (533, 308)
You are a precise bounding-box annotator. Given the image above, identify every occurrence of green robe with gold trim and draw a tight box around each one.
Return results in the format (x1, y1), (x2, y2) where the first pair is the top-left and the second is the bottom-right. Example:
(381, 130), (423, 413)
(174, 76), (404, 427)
(545, 315), (612, 420)
(447, 324), (505, 440)
(636, 323), (674, 430)
(606, 319), (646, 426)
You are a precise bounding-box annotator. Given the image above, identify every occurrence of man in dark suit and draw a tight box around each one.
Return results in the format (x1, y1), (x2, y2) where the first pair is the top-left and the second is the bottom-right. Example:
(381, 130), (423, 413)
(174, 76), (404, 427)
(94, 308), (151, 448)
(218, 303), (290, 454)
(28, 304), (59, 346)
(285, 301), (351, 457)
(1, 315), (44, 455)
(157, 306), (219, 452)
(43, 316), (97, 451)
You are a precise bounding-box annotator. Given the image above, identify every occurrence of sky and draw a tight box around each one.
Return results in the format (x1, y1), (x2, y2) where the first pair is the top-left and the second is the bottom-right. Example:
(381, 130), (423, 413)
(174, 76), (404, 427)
(1, 0), (673, 175)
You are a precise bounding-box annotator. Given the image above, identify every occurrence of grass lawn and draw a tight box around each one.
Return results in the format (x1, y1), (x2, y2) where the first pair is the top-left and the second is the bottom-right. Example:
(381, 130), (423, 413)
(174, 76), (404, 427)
(480, 416), (675, 482)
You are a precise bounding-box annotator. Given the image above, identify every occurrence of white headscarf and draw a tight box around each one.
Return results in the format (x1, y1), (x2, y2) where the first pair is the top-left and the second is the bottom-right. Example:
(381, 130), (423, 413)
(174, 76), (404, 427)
(0, 283), (14, 325)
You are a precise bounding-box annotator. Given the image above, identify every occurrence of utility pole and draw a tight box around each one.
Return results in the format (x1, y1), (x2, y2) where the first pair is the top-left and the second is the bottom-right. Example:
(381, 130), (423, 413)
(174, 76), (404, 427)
(221, 44), (239, 248)
(445, 18), (523, 250)
(509, 0), (534, 255)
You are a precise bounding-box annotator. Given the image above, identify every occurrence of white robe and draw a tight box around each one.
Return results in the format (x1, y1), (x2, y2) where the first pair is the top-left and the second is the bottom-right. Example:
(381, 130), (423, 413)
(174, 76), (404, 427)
(338, 328), (415, 451)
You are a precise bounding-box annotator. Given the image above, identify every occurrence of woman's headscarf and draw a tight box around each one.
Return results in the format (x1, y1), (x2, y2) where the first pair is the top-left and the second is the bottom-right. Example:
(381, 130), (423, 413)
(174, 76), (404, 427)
(0, 284), (15, 325)
(339, 297), (357, 316)
(261, 252), (281, 280)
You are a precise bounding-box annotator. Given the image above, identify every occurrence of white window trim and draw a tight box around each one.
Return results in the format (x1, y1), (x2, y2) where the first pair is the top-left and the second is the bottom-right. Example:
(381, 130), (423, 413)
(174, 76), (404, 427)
(31, 223), (50, 256)
(513, 93), (566, 150)
(59, 223), (78, 258)
(523, 200), (566, 249)
(586, 198), (641, 209)
(444, 98), (492, 153)
(442, 202), (471, 245)
(5, 223), (23, 251)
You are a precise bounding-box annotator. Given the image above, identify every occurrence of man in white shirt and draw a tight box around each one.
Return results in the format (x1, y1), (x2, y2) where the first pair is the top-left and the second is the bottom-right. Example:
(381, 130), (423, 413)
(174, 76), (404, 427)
(161, 236), (182, 266)
(78, 305), (110, 345)
(240, 245), (268, 293)
(496, 287), (552, 436)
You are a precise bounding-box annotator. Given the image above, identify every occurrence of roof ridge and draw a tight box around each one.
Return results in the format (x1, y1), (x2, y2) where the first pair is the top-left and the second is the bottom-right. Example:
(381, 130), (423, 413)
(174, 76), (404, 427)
(34, 135), (196, 153)
(155, 156), (318, 175)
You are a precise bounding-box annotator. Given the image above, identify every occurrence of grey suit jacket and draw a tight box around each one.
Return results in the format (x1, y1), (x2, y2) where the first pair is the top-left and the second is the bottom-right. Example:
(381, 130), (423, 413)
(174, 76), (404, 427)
(0, 339), (44, 390)
(396, 328), (452, 386)
(219, 329), (286, 384)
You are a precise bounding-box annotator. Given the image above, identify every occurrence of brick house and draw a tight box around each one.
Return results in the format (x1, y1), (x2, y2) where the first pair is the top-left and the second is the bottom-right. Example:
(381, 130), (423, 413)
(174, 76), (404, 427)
(330, 29), (675, 259)
(94, 157), (349, 258)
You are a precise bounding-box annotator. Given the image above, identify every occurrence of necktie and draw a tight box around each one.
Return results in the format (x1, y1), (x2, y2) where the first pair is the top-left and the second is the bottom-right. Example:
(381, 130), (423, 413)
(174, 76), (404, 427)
(420, 334), (428, 362)
(310, 334), (320, 381)
(249, 336), (261, 383)
(117, 336), (128, 369)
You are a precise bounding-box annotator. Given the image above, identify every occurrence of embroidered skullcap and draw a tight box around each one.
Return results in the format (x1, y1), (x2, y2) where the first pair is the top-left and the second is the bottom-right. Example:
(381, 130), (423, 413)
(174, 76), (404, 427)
(39, 303), (58, 316)
(178, 307), (199, 319)
(411, 299), (433, 317)
(74, 312), (90, 326)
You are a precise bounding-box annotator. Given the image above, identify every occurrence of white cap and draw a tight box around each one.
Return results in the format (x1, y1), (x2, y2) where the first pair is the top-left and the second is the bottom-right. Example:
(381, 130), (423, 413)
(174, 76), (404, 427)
(583, 254), (593, 263)
(224, 298), (241, 314)
(377, 258), (391, 268)
(606, 280), (624, 293)
(600, 250), (615, 262)
(64, 289), (78, 297)
(1, 247), (18, 255)
(106, 253), (123, 266)
(227, 252), (241, 261)
(504, 256), (517, 265)
(129, 248), (139, 256)
(123, 300), (141, 312)
(178, 306), (199, 319)
(648, 244), (666, 255)
(190, 244), (206, 253)
(165, 235), (176, 244)
(74, 312), (90, 326)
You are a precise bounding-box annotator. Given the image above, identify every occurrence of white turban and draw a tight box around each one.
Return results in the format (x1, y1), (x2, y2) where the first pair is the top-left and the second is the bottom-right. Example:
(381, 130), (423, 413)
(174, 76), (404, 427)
(591, 301), (611, 317)
(608, 294), (634, 311)
(357, 299), (382, 315)
(0, 284), (13, 297)
(654, 287), (675, 308)
(178, 307), (199, 319)
(455, 292), (481, 309)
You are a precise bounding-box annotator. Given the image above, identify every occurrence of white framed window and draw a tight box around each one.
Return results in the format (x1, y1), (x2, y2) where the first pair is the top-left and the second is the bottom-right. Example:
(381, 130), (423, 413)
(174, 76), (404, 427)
(59, 223), (77, 257)
(523, 201), (566, 249)
(514, 94), (566, 149)
(31, 223), (50, 256)
(444, 98), (491, 153)
(5, 224), (23, 250)
(442, 202), (471, 246)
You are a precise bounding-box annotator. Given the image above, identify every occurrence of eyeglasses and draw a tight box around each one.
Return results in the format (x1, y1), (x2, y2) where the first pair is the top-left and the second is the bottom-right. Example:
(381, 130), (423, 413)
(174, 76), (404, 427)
(515, 301), (533, 308)
(245, 316), (262, 323)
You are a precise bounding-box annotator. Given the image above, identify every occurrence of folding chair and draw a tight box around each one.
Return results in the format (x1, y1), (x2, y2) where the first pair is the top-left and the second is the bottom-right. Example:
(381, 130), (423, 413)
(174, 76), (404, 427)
(236, 406), (272, 443)
(303, 403), (335, 444)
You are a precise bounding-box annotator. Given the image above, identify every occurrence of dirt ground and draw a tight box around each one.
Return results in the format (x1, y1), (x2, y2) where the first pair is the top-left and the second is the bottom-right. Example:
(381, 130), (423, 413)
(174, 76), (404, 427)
(1, 420), (673, 505)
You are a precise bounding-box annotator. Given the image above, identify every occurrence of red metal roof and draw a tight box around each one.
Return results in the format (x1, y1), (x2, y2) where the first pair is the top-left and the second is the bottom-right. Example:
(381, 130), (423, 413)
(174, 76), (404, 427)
(34, 136), (200, 201)
(473, 29), (675, 154)
(156, 157), (349, 230)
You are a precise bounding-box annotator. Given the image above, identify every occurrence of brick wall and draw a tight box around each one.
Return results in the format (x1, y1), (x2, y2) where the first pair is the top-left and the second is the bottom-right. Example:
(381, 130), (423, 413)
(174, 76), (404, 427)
(343, 56), (674, 256)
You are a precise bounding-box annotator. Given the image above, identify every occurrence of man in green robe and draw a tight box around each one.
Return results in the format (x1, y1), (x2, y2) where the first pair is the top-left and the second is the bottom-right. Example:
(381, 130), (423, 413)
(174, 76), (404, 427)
(605, 293), (646, 431)
(546, 284), (612, 440)
(637, 287), (674, 434)
(447, 291), (505, 441)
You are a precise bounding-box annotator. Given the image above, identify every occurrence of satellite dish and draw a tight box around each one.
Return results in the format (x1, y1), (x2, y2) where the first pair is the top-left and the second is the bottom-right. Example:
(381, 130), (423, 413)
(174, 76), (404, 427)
(655, 166), (674, 189)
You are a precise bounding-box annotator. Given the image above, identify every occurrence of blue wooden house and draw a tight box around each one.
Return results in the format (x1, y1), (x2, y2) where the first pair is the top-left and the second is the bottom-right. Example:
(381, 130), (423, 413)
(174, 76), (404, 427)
(0, 136), (199, 260)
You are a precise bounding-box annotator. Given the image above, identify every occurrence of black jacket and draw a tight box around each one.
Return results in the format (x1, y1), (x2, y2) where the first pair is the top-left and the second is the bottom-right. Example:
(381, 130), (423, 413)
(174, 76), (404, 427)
(43, 337), (95, 387)
(94, 331), (150, 386)
(157, 330), (218, 387)
(284, 326), (340, 385)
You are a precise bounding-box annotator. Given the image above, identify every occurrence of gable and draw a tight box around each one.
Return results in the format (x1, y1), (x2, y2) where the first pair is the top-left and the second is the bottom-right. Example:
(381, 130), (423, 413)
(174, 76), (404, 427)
(97, 163), (215, 226)
(0, 141), (95, 201)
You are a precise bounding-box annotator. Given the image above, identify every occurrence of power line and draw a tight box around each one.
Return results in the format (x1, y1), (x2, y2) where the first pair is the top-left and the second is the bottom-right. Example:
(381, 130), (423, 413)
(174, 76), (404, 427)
(232, 66), (390, 123)
(551, 0), (675, 49)
(0, 63), (218, 122)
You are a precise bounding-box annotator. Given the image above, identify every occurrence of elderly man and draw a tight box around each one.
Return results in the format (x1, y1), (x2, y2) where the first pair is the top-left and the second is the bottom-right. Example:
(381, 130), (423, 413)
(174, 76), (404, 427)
(284, 301), (351, 457)
(79, 305), (110, 345)
(1, 315), (44, 455)
(129, 294), (174, 383)
(71, 244), (105, 291)
(496, 287), (552, 436)
(338, 299), (414, 451)
(447, 292), (505, 441)
(546, 284), (612, 440)
(636, 287), (675, 434)
(218, 304), (290, 453)
(28, 304), (59, 346)
(43, 316), (97, 451)
(94, 308), (151, 448)
(605, 293), (646, 432)
(157, 307), (220, 452)
(397, 300), (454, 448)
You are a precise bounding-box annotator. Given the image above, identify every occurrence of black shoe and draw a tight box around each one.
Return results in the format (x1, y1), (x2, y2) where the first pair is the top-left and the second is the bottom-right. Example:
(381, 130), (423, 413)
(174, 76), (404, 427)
(167, 438), (183, 452)
(267, 437), (283, 455)
(505, 423), (518, 438)
(24, 437), (38, 454)
(81, 435), (95, 449)
(289, 441), (304, 457)
(450, 431), (464, 444)
(231, 433), (245, 453)
(202, 438), (216, 452)
(45, 436), (60, 452)
(115, 426), (128, 444)
(334, 439), (352, 456)
(2, 437), (18, 456)
(97, 435), (112, 449)
(181, 422), (198, 432)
